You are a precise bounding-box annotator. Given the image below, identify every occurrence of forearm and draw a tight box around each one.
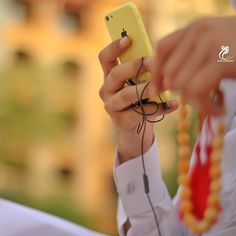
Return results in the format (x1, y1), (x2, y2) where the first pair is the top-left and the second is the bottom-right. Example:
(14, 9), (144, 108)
(115, 139), (187, 236)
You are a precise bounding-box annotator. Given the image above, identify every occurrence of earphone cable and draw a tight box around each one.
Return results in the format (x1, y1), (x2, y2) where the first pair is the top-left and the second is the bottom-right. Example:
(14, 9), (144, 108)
(131, 56), (163, 235)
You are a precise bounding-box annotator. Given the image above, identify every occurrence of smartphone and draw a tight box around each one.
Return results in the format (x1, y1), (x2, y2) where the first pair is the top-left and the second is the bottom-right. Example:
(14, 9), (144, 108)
(104, 2), (169, 104)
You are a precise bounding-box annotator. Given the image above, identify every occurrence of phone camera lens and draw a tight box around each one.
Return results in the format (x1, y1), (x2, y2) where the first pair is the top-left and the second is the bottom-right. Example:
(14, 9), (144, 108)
(106, 16), (109, 21)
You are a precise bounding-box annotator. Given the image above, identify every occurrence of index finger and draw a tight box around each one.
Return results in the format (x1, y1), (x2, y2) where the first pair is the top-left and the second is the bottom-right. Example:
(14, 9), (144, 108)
(98, 36), (131, 78)
(152, 28), (186, 92)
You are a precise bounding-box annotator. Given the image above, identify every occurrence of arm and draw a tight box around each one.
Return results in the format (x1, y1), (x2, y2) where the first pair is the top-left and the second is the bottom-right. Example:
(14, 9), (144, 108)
(98, 13), (236, 236)
(114, 139), (188, 236)
(114, 80), (236, 236)
(98, 37), (179, 236)
(152, 16), (236, 116)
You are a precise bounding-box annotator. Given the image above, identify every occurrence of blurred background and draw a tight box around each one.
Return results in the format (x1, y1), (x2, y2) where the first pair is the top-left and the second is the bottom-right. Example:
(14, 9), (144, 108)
(0, 0), (234, 235)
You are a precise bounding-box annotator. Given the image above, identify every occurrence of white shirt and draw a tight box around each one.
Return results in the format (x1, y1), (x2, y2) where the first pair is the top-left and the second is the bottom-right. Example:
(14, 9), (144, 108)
(114, 80), (236, 236)
(0, 198), (106, 236)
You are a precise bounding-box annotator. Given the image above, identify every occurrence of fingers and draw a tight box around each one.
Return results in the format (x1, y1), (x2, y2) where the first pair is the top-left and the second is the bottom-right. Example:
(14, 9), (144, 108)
(183, 62), (223, 115)
(161, 99), (179, 115)
(151, 17), (228, 116)
(162, 29), (200, 89)
(102, 67), (179, 114)
(152, 28), (186, 92)
(99, 57), (152, 101)
(165, 33), (211, 90)
(106, 82), (156, 112)
(104, 57), (151, 94)
(161, 19), (212, 89)
(111, 99), (179, 130)
(98, 37), (131, 78)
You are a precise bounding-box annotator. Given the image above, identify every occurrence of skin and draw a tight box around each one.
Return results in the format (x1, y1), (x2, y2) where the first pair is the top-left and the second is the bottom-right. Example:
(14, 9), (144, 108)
(153, 16), (236, 116)
(99, 15), (236, 233)
(99, 16), (236, 163)
(98, 38), (179, 232)
(98, 36), (178, 163)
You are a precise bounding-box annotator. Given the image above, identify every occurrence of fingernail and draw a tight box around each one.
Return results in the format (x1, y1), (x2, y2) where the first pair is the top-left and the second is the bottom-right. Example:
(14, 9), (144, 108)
(120, 36), (129, 48)
(169, 100), (178, 108)
(162, 100), (178, 111)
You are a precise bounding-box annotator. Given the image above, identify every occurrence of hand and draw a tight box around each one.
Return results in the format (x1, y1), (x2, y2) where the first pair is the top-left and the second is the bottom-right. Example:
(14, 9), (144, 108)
(98, 37), (178, 162)
(153, 16), (236, 115)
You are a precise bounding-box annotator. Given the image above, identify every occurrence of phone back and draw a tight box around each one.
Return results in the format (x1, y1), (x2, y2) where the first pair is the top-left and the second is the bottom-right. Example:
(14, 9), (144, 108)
(105, 2), (153, 64)
(104, 2), (169, 103)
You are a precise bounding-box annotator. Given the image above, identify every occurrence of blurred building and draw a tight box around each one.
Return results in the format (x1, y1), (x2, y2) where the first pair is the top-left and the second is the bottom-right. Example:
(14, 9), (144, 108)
(0, 0), (234, 235)
(0, 0), (154, 234)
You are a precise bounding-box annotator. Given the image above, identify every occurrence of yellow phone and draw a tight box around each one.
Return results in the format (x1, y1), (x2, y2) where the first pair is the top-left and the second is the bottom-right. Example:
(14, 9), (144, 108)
(104, 2), (169, 104)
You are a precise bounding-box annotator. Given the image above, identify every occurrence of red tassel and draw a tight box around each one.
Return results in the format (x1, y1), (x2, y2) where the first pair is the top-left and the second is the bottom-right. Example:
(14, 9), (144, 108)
(190, 142), (211, 219)
(180, 116), (218, 220)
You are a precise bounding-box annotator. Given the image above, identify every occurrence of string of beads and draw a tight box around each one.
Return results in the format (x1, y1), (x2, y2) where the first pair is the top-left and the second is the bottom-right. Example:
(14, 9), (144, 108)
(177, 96), (225, 234)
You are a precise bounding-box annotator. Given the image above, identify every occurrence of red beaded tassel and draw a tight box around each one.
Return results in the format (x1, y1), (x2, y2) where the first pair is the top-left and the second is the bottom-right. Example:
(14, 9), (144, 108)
(178, 97), (225, 234)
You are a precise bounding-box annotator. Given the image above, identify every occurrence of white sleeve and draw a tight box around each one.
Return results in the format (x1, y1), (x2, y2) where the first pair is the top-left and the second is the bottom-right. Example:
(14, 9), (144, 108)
(114, 80), (236, 236)
(0, 199), (106, 236)
(113, 140), (188, 236)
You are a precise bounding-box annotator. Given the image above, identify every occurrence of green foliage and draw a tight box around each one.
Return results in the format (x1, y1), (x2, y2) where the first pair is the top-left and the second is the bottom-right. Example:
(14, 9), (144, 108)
(0, 59), (76, 166)
(163, 166), (178, 198)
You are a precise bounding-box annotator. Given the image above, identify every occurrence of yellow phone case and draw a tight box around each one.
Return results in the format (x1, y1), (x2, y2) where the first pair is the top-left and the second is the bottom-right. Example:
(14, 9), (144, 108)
(104, 2), (169, 103)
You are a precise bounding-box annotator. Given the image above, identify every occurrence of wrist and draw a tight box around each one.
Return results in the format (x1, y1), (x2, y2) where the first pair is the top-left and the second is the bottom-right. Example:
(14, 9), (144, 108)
(117, 123), (154, 163)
